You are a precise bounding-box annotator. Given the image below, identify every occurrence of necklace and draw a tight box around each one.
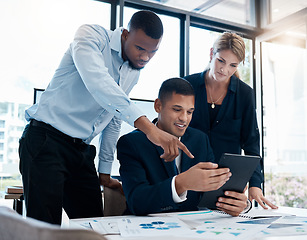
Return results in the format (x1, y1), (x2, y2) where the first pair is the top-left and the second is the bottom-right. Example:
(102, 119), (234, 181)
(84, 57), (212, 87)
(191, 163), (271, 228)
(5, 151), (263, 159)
(207, 87), (224, 109)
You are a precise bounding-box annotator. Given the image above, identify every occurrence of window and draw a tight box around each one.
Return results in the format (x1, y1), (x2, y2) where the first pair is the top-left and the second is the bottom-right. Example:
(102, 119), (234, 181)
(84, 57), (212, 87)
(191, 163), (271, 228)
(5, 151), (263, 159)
(0, 103), (8, 115)
(262, 42), (307, 208)
(0, 0), (110, 105)
(189, 27), (219, 74)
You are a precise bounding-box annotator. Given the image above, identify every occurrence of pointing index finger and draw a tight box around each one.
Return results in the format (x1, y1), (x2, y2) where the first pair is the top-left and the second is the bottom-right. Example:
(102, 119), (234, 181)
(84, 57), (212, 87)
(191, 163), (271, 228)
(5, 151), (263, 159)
(178, 140), (194, 159)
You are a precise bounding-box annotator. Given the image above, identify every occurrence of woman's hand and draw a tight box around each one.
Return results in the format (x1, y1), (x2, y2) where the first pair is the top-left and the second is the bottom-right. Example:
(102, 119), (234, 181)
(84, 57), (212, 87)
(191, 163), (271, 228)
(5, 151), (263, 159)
(248, 187), (278, 209)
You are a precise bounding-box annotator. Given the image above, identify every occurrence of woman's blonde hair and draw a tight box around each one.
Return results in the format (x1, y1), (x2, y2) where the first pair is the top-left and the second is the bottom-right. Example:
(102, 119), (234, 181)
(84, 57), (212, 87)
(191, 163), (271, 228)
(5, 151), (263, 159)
(210, 32), (245, 78)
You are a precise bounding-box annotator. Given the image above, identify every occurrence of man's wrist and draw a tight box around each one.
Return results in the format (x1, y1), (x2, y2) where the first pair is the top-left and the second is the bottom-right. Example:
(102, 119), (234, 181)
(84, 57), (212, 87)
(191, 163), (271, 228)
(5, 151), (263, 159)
(99, 173), (111, 186)
(134, 116), (154, 134)
(174, 172), (187, 195)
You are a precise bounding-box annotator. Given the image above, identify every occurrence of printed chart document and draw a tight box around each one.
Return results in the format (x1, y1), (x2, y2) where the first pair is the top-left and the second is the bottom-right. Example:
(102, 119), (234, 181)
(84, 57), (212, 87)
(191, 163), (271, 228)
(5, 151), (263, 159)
(150, 210), (273, 239)
(117, 216), (191, 237)
(70, 216), (137, 234)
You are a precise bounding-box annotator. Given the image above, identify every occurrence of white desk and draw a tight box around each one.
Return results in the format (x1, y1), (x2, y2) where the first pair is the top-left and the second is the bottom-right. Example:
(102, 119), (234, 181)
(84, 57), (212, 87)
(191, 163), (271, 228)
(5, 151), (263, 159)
(68, 207), (307, 240)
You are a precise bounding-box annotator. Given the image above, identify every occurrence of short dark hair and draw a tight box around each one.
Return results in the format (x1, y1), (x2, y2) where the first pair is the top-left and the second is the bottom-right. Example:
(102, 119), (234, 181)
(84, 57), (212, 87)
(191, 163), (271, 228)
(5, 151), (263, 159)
(128, 10), (163, 39)
(158, 78), (195, 104)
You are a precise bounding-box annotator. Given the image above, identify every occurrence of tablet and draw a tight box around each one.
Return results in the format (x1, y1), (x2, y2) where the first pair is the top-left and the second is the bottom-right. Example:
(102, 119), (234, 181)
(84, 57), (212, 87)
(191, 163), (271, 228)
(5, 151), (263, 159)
(198, 153), (261, 210)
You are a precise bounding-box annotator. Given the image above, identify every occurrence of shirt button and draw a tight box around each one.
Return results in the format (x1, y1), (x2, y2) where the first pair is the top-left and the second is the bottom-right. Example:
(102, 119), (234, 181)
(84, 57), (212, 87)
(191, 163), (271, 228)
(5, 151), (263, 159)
(126, 116), (130, 119)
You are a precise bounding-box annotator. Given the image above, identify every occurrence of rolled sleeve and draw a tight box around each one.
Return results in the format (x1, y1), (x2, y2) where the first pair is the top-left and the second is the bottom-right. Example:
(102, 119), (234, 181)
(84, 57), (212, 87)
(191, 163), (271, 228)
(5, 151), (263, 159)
(97, 117), (122, 174)
(98, 160), (113, 174)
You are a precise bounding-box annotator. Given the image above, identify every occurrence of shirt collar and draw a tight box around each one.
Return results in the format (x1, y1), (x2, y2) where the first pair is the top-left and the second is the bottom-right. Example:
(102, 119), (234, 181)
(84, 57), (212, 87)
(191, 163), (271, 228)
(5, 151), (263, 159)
(228, 75), (238, 93)
(109, 27), (124, 59)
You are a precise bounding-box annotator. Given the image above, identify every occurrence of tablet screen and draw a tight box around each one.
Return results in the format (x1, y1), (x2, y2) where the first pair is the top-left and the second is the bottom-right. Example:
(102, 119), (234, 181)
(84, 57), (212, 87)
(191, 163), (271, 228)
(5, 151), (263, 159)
(198, 153), (261, 210)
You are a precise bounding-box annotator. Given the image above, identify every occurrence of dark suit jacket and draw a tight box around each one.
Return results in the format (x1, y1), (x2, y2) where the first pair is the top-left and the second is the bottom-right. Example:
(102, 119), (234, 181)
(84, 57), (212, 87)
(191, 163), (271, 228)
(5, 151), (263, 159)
(117, 126), (215, 216)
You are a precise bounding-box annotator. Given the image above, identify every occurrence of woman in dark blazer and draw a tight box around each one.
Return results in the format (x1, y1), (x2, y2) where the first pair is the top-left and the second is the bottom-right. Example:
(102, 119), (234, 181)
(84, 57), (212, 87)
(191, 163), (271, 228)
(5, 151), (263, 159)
(184, 32), (277, 209)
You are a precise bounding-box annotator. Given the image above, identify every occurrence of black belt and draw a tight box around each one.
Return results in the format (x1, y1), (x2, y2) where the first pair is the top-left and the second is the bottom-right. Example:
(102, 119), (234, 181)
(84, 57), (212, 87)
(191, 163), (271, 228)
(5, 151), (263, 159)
(30, 119), (84, 145)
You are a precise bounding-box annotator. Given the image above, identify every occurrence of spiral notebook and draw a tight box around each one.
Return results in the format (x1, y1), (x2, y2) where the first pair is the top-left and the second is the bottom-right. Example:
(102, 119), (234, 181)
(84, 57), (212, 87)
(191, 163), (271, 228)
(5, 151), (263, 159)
(213, 209), (285, 219)
(149, 208), (289, 222)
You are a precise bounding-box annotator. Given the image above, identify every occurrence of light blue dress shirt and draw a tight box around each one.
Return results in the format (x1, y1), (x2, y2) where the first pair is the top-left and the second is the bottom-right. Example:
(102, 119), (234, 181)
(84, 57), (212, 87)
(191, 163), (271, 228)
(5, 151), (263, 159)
(25, 24), (143, 174)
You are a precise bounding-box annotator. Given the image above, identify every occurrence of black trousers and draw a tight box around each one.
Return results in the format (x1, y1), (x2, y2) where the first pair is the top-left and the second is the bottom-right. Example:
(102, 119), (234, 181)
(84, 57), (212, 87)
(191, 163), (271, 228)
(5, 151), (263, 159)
(19, 121), (103, 225)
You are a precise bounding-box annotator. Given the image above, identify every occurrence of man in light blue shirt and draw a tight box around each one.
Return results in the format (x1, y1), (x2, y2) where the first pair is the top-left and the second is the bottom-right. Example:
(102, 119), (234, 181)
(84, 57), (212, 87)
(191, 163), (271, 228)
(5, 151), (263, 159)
(19, 10), (193, 225)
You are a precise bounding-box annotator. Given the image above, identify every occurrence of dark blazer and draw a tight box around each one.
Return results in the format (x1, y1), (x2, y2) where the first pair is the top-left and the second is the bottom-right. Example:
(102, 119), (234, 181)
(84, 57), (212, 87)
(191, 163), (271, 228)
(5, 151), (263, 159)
(117, 125), (215, 216)
(184, 71), (263, 188)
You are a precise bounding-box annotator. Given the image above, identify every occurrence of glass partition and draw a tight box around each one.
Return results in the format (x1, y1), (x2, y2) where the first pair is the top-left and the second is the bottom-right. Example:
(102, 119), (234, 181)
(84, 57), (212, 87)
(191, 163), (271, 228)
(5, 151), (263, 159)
(262, 42), (307, 208)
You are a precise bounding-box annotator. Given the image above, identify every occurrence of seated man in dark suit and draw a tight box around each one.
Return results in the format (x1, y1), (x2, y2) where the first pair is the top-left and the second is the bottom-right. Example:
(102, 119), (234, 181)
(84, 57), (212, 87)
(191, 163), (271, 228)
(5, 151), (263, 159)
(117, 77), (248, 216)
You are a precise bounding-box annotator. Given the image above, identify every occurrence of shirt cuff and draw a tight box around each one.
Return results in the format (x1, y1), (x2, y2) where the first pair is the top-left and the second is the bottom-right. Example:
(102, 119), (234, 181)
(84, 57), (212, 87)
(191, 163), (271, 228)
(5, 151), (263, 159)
(120, 101), (144, 127)
(171, 176), (187, 203)
(98, 160), (113, 174)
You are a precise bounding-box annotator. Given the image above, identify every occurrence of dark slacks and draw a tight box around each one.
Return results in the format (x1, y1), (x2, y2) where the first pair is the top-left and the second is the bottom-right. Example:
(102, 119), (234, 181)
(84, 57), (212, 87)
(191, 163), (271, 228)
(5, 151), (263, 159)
(19, 122), (103, 225)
